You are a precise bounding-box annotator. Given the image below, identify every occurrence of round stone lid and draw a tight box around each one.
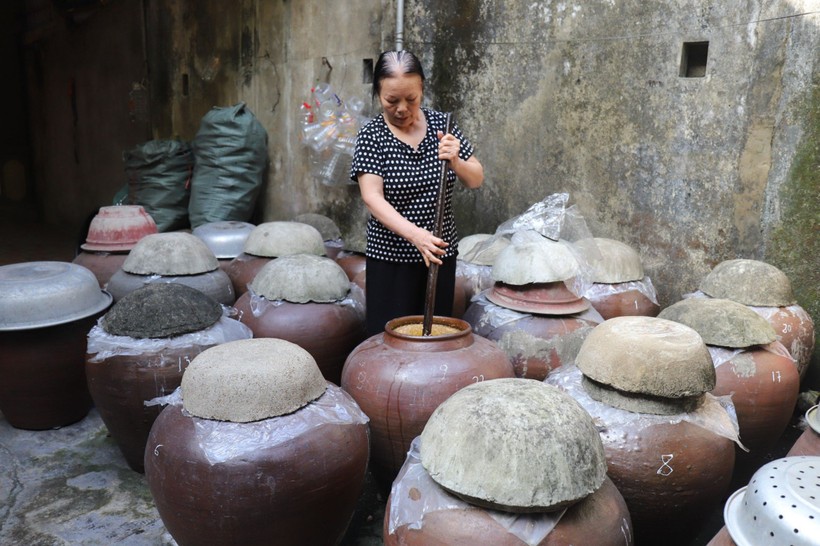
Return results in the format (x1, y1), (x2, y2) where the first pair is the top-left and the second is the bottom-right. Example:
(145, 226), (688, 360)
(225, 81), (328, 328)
(492, 239), (580, 285)
(250, 254), (350, 303)
(700, 259), (795, 307)
(576, 316), (715, 398)
(123, 232), (218, 275)
(587, 237), (644, 283)
(292, 213), (341, 241)
(243, 221), (326, 258)
(101, 283), (222, 339)
(181, 338), (327, 422)
(458, 234), (510, 266)
(420, 378), (607, 513)
(659, 298), (776, 348)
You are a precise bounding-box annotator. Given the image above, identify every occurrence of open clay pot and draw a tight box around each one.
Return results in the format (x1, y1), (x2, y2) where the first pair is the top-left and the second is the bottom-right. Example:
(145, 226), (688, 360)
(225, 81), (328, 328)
(340, 315), (514, 489)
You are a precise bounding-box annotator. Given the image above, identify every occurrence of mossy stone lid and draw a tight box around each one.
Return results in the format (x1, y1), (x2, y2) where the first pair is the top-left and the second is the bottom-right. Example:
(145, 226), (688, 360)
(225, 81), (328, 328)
(700, 259), (795, 307)
(420, 378), (607, 513)
(243, 221), (325, 258)
(658, 298), (776, 348)
(123, 232), (218, 275)
(292, 213), (341, 241)
(587, 237), (644, 283)
(576, 316), (715, 398)
(250, 254), (350, 303)
(492, 239), (580, 285)
(101, 283), (222, 339)
(181, 338), (327, 423)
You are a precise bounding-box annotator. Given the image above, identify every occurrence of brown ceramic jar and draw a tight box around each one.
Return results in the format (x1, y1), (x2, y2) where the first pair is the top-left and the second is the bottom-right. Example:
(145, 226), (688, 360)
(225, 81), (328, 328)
(233, 255), (366, 385)
(340, 315), (515, 489)
(464, 293), (599, 381)
(144, 339), (370, 546)
(85, 283), (252, 472)
(72, 251), (129, 288)
(0, 261), (112, 430)
(384, 476), (631, 546)
(584, 280), (661, 320)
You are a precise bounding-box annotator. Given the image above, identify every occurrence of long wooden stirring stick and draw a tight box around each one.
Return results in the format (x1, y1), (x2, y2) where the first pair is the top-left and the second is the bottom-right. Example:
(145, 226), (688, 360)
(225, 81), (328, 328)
(422, 112), (452, 336)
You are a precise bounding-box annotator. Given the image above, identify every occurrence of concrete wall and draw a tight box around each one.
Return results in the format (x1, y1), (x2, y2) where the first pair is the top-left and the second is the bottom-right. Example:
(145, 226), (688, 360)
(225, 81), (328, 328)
(20, 0), (819, 381)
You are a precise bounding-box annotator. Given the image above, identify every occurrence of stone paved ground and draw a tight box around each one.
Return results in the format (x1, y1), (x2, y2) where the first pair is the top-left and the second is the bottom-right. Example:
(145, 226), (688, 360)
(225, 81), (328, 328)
(0, 409), (385, 545)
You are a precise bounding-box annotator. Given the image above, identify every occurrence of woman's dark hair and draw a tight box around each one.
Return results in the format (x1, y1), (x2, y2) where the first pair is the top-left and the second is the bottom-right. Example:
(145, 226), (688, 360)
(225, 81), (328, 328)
(372, 50), (425, 98)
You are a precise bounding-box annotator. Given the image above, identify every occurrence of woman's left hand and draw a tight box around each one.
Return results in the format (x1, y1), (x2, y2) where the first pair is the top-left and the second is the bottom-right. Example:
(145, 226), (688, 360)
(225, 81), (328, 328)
(437, 131), (461, 162)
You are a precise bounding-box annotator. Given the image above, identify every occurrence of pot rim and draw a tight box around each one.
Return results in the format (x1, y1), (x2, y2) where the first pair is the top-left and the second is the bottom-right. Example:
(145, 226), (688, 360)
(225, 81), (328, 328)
(385, 315), (472, 340)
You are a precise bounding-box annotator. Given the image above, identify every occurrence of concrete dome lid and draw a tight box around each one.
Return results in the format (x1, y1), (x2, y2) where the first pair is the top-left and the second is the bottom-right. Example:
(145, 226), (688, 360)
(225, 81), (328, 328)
(123, 232), (218, 275)
(181, 338), (327, 422)
(587, 237), (644, 283)
(458, 234), (510, 266)
(700, 259), (795, 306)
(419, 378), (607, 513)
(658, 298), (777, 348)
(243, 221), (326, 258)
(250, 254), (350, 303)
(576, 316), (715, 398)
(492, 239), (580, 285)
(292, 213), (341, 241)
(102, 283), (222, 339)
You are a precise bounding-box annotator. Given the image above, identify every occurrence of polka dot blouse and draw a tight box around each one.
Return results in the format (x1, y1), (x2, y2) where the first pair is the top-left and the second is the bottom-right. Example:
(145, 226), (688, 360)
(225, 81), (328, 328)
(350, 108), (475, 263)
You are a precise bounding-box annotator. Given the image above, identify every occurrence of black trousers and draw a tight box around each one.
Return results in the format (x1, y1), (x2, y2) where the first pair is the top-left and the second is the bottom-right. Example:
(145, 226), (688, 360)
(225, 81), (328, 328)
(365, 256), (457, 336)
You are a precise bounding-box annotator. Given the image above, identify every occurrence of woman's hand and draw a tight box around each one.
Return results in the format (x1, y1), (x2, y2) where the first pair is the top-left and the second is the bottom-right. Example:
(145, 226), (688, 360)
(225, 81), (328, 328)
(410, 225), (448, 267)
(437, 130), (461, 162)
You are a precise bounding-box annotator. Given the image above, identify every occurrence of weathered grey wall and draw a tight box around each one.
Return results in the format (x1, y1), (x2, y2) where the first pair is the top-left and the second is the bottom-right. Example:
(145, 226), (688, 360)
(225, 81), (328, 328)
(21, 0), (819, 381)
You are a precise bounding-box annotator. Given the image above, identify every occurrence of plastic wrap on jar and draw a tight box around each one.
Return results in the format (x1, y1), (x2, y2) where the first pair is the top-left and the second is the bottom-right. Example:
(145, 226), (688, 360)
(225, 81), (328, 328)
(584, 276), (660, 306)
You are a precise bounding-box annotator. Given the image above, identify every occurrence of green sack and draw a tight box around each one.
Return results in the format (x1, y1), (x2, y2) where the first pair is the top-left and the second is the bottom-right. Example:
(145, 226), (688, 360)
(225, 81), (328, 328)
(189, 102), (269, 228)
(123, 140), (193, 232)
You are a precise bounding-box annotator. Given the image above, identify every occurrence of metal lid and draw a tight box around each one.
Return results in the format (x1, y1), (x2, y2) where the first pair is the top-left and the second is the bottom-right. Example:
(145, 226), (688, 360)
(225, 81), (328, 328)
(192, 221), (255, 259)
(0, 261), (113, 331)
(724, 456), (820, 546)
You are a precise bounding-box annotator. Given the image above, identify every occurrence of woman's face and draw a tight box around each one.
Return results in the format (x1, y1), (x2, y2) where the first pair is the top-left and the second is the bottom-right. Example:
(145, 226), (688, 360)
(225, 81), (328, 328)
(378, 73), (423, 129)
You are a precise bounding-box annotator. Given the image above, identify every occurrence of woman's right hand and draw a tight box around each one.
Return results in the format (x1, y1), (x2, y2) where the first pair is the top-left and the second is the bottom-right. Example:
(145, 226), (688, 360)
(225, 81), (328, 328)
(410, 226), (448, 267)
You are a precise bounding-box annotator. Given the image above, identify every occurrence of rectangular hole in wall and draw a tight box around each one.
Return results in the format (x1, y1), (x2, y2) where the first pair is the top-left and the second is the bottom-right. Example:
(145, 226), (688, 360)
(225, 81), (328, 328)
(182, 73), (189, 97)
(362, 59), (373, 85)
(680, 41), (709, 78)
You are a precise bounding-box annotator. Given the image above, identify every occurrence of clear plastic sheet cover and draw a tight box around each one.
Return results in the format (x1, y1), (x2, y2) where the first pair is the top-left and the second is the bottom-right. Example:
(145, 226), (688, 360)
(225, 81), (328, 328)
(387, 437), (566, 546)
(146, 383), (369, 465)
(243, 283), (365, 320)
(455, 261), (494, 297)
(86, 314), (253, 362)
(584, 276), (660, 306)
(546, 366), (745, 449)
(468, 291), (604, 330)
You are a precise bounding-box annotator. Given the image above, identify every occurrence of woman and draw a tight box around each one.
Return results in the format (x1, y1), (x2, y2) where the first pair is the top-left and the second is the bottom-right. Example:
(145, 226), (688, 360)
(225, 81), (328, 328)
(351, 50), (484, 335)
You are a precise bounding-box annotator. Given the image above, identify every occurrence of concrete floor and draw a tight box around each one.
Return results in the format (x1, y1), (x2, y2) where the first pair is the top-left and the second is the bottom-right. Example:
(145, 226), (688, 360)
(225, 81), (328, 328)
(0, 215), (811, 545)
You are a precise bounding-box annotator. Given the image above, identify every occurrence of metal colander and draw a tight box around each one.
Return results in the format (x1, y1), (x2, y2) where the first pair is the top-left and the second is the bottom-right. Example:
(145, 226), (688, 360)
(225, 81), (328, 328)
(724, 456), (820, 546)
(808, 405), (819, 435)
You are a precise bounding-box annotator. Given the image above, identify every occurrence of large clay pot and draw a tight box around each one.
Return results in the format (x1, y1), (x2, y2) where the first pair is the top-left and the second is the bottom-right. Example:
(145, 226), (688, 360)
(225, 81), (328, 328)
(145, 339), (370, 546)
(85, 283), (252, 472)
(340, 315), (515, 488)
(750, 304), (815, 380)
(580, 238), (660, 320)
(335, 250), (366, 282)
(226, 222), (326, 298)
(549, 366), (737, 546)
(107, 268), (235, 305)
(234, 255), (367, 385)
(0, 261), (112, 430)
(584, 279), (660, 320)
(464, 292), (600, 380)
(72, 251), (129, 288)
(659, 298), (800, 452)
(787, 405), (820, 456)
(709, 342), (800, 452)
(385, 475), (631, 546)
